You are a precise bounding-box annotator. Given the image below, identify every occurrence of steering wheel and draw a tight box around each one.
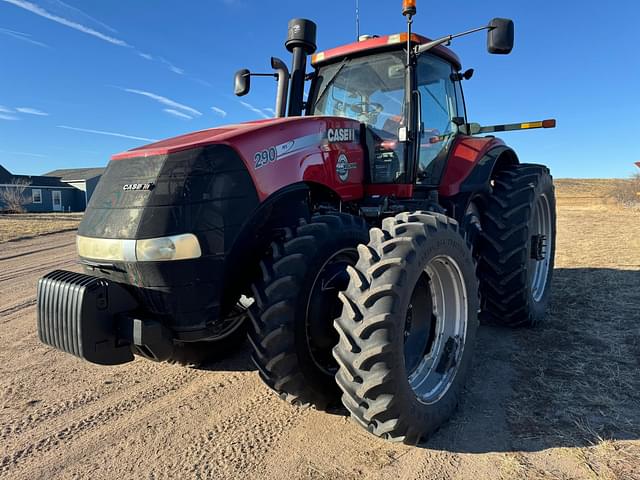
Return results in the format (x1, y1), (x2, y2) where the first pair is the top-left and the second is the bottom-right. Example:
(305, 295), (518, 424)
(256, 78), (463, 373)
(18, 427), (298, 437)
(349, 102), (384, 116)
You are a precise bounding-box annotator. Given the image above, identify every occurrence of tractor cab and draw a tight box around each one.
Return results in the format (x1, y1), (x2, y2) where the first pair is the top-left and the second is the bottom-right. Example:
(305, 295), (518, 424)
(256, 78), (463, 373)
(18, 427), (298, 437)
(307, 34), (464, 187)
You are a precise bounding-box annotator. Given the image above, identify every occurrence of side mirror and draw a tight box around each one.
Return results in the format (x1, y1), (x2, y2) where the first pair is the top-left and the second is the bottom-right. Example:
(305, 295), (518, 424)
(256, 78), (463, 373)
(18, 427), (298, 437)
(234, 69), (251, 96)
(487, 18), (514, 54)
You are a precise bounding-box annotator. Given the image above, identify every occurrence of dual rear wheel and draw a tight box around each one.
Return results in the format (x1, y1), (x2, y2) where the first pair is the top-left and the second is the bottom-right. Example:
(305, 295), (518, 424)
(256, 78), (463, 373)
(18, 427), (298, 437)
(249, 211), (479, 443)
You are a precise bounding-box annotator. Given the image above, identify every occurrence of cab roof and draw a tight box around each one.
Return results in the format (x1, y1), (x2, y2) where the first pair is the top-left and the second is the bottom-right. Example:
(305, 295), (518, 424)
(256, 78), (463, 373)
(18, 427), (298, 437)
(311, 33), (462, 71)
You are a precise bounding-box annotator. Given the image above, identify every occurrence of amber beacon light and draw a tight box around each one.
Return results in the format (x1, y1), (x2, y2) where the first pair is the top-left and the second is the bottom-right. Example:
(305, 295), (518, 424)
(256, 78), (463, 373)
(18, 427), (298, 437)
(402, 0), (416, 16)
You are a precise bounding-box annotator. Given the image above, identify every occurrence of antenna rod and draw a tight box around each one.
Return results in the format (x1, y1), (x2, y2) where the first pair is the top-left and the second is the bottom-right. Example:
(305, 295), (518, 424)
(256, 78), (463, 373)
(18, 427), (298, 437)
(356, 0), (360, 40)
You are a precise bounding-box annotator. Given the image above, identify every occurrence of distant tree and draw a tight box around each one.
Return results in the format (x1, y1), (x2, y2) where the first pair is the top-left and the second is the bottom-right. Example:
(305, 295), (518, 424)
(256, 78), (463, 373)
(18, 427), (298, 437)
(609, 172), (640, 208)
(0, 178), (32, 213)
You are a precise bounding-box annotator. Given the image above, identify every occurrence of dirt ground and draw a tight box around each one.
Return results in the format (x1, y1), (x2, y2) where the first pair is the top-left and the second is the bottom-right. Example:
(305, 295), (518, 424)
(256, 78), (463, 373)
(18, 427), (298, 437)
(0, 181), (638, 479)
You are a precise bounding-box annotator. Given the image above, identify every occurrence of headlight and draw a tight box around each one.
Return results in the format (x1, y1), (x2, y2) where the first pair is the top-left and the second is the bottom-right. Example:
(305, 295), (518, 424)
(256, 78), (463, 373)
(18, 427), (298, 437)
(77, 234), (201, 262)
(136, 234), (202, 262)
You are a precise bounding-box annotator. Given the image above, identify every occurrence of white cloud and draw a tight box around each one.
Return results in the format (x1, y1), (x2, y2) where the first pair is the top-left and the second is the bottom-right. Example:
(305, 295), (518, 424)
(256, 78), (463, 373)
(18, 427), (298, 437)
(194, 77), (213, 88)
(51, 0), (118, 33)
(1, 0), (129, 46)
(239, 101), (270, 119)
(0, 105), (13, 113)
(0, 150), (46, 158)
(164, 109), (192, 120)
(0, 26), (49, 47)
(0, 113), (18, 120)
(1, 1), (185, 75)
(158, 57), (184, 75)
(57, 125), (157, 142)
(211, 106), (227, 118)
(122, 88), (202, 117)
(263, 107), (276, 116)
(15, 107), (48, 116)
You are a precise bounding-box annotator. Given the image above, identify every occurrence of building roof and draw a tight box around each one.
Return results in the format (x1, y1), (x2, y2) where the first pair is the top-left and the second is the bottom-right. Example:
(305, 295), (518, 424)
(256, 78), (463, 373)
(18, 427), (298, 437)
(43, 167), (105, 181)
(0, 165), (71, 188)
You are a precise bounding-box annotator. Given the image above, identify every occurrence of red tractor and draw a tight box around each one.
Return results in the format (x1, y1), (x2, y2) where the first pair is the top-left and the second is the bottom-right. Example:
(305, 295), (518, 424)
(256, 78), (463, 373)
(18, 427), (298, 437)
(37, 1), (556, 444)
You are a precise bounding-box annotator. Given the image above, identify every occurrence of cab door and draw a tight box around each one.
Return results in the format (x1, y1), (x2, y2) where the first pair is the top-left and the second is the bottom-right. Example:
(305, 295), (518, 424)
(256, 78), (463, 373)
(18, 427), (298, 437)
(415, 54), (462, 186)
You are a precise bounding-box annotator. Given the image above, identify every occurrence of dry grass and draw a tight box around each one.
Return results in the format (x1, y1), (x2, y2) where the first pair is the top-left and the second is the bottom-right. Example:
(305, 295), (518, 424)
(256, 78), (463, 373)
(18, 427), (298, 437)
(555, 178), (639, 209)
(0, 213), (83, 243)
(504, 179), (640, 479)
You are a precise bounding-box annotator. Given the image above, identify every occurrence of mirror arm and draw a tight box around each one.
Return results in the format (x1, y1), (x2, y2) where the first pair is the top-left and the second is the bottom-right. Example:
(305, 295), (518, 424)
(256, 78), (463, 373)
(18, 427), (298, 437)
(416, 25), (491, 55)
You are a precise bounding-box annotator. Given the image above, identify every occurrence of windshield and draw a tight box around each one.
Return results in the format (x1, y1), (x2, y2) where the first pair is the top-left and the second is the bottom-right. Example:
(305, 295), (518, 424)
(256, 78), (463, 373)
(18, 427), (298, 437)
(310, 51), (406, 136)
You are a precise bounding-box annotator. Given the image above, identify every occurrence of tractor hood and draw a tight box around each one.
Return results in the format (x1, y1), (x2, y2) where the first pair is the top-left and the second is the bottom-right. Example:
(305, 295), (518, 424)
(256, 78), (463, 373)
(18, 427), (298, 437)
(109, 116), (366, 202)
(112, 118), (285, 160)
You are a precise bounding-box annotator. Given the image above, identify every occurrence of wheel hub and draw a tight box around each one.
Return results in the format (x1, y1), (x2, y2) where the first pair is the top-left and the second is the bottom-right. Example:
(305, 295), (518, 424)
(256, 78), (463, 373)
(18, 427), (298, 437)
(404, 255), (468, 405)
(530, 234), (547, 261)
(530, 193), (553, 302)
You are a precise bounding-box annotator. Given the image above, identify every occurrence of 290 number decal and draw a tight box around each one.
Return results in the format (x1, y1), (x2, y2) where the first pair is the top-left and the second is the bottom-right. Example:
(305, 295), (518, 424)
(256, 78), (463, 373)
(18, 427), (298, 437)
(254, 147), (277, 169)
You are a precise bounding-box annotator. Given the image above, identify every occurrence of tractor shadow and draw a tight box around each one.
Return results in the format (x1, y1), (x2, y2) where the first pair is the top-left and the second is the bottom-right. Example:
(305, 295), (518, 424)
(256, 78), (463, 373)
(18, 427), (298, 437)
(194, 268), (640, 453)
(424, 267), (640, 453)
(196, 341), (256, 372)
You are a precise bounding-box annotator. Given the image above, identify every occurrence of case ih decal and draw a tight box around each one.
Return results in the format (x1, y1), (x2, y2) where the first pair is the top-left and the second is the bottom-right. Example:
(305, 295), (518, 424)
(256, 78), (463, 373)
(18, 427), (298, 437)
(327, 127), (356, 143)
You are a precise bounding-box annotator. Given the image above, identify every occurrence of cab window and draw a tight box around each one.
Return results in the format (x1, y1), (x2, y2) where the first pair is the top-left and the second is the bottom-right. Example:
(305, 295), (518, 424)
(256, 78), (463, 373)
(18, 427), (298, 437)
(417, 55), (459, 185)
(310, 51), (407, 183)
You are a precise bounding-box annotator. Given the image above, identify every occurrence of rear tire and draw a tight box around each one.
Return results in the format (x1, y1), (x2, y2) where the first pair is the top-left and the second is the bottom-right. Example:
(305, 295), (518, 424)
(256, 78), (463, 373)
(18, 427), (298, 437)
(478, 164), (556, 327)
(249, 213), (369, 408)
(333, 212), (479, 444)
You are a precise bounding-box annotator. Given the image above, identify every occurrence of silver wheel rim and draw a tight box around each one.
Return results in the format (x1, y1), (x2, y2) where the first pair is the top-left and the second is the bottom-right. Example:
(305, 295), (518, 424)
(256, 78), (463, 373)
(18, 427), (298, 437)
(406, 255), (468, 405)
(530, 193), (552, 302)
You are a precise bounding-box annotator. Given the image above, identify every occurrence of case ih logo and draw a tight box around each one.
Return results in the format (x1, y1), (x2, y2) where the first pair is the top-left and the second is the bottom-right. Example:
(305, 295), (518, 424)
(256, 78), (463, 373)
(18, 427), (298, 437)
(327, 128), (355, 143)
(122, 183), (155, 191)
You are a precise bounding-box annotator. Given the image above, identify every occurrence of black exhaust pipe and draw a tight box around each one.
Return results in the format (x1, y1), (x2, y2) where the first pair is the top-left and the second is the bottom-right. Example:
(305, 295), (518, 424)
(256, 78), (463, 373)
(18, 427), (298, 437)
(286, 18), (317, 117)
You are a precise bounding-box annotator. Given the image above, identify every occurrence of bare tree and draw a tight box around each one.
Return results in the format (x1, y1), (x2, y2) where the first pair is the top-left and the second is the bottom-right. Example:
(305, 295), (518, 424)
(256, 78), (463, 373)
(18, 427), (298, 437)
(0, 178), (32, 213)
(608, 172), (640, 208)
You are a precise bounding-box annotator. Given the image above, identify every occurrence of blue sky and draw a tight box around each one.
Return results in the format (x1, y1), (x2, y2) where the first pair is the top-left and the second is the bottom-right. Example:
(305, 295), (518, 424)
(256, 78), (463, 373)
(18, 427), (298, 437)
(0, 0), (638, 178)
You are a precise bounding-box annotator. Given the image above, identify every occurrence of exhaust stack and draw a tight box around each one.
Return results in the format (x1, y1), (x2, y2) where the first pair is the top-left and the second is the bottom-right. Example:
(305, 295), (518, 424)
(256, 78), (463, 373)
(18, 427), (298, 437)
(286, 18), (317, 117)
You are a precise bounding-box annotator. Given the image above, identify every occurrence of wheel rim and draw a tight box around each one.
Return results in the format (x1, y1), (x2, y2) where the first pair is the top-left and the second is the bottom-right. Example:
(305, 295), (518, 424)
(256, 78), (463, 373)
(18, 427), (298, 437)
(530, 193), (553, 302)
(306, 248), (359, 376)
(404, 255), (468, 405)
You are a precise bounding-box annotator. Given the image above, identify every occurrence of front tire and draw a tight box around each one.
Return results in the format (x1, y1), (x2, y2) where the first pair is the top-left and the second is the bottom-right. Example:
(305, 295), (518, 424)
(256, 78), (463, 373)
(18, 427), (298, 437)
(333, 212), (478, 444)
(478, 164), (556, 327)
(249, 213), (369, 408)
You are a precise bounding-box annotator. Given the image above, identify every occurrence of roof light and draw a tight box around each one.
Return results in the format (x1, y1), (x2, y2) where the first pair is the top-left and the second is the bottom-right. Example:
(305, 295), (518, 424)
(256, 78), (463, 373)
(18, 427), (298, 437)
(402, 0), (416, 16)
(387, 34), (402, 45)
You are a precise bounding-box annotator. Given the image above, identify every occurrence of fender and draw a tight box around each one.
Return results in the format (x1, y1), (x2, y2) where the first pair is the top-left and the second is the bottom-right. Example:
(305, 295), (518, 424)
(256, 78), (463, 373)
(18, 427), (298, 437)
(439, 137), (519, 223)
(221, 181), (341, 311)
(458, 145), (519, 195)
(439, 136), (509, 197)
